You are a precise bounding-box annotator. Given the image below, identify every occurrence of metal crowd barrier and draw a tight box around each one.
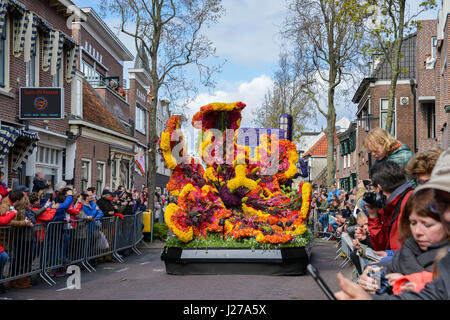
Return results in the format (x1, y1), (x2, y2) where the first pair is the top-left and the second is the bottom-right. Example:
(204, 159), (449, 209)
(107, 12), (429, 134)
(0, 212), (145, 287)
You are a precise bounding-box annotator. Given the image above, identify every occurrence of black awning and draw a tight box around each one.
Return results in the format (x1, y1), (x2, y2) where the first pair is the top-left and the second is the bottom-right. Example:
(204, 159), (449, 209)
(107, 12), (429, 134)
(0, 124), (39, 170)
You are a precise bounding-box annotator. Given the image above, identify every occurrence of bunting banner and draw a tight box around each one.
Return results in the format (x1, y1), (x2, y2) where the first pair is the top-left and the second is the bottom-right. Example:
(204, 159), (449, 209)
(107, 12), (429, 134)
(23, 12), (36, 63)
(42, 30), (55, 72)
(13, 9), (29, 57)
(65, 45), (79, 83)
(50, 30), (62, 76)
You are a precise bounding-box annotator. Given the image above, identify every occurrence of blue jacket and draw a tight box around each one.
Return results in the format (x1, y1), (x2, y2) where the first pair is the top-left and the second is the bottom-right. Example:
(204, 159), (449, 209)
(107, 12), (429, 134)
(53, 195), (73, 221)
(82, 202), (104, 232)
(327, 189), (341, 202)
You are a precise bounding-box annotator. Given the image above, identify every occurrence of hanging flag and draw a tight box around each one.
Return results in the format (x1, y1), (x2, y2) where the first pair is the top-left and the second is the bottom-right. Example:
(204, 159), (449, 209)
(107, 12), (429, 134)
(135, 148), (146, 177)
(13, 10), (29, 58)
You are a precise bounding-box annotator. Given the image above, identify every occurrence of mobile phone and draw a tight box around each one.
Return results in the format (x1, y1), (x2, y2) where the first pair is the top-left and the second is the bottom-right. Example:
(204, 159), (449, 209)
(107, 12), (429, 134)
(307, 264), (337, 300)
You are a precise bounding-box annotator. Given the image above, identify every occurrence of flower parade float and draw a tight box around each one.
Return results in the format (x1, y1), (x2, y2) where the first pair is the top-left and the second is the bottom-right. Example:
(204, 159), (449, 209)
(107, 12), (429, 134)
(159, 102), (313, 275)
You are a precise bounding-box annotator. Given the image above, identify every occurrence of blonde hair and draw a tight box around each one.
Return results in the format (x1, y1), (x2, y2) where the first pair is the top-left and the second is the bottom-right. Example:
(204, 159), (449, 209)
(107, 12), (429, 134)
(432, 246), (449, 279)
(406, 149), (442, 178)
(363, 127), (400, 153)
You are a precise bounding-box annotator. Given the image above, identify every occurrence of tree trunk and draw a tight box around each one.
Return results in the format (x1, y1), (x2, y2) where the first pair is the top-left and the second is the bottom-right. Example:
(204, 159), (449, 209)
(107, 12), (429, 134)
(147, 81), (158, 216)
(385, 0), (406, 135)
(326, 87), (336, 190)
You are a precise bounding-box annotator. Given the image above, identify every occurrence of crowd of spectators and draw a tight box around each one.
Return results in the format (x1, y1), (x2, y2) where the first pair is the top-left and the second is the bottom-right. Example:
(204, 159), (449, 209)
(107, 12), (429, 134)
(0, 176), (164, 293)
(309, 127), (449, 300)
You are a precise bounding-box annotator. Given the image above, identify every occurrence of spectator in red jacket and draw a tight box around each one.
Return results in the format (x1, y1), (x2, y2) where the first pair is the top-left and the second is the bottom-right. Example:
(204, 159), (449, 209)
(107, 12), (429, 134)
(0, 171), (11, 200)
(0, 191), (24, 293)
(365, 161), (414, 253)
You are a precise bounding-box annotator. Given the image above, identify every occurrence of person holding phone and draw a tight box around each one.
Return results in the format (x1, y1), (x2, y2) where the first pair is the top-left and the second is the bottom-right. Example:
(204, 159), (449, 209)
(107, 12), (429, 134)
(335, 147), (450, 300)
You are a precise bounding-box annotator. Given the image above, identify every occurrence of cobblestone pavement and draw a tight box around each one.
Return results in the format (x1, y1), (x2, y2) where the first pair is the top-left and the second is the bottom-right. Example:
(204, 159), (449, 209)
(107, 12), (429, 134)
(0, 239), (353, 300)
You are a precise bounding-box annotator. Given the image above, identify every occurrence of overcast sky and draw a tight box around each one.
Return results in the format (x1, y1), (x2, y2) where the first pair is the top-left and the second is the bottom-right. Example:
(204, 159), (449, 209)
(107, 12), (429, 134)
(73, 0), (440, 132)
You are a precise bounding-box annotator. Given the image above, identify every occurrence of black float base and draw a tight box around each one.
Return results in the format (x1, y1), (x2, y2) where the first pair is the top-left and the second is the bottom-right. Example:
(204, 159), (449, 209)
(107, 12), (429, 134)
(161, 245), (311, 276)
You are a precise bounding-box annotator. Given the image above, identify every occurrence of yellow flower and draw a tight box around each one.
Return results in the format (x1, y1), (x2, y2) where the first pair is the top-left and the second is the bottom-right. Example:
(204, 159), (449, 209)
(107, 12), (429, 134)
(288, 223), (306, 236)
(227, 165), (258, 192)
(301, 182), (312, 219)
(179, 184), (196, 198)
(164, 203), (193, 243)
(242, 204), (270, 220)
(160, 132), (171, 151)
(202, 185), (218, 194)
(163, 150), (177, 170)
(204, 167), (218, 183)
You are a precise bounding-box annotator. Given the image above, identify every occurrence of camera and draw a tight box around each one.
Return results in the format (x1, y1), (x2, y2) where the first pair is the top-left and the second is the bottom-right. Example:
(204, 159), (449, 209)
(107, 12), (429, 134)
(368, 270), (393, 295)
(363, 191), (387, 209)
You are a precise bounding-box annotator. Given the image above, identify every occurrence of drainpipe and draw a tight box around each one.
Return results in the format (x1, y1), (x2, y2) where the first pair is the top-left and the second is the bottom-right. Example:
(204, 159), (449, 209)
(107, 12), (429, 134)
(410, 79), (417, 153)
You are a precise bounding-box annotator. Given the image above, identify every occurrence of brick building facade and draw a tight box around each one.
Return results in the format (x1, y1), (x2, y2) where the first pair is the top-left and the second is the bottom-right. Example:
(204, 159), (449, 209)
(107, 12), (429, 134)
(353, 34), (417, 180)
(0, 0), (81, 189)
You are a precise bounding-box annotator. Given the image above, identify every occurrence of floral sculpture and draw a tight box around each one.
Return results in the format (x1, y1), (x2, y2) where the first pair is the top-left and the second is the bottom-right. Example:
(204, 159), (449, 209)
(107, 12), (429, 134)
(159, 102), (312, 246)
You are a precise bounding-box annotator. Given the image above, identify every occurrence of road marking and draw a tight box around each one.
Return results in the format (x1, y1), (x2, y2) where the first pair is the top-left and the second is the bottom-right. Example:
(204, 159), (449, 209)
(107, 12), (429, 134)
(56, 287), (71, 292)
(153, 269), (164, 272)
(140, 261), (150, 265)
(0, 297), (12, 300)
(116, 267), (129, 273)
(103, 267), (116, 270)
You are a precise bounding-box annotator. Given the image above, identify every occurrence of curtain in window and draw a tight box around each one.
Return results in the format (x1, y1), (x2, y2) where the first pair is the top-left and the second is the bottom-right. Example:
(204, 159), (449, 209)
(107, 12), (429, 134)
(13, 8), (29, 57)
(0, 0), (8, 37)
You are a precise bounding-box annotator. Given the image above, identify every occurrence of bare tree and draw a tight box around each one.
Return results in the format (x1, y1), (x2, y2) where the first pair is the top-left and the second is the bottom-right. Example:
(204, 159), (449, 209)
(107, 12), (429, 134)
(283, 0), (366, 189)
(101, 0), (224, 211)
(254, 52), (315, 143)
(362, 0), (437, 135)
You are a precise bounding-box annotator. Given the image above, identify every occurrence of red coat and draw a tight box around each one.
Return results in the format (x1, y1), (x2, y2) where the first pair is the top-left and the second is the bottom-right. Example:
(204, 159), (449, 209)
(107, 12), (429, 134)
(368, 189), (413, 251)
(0, 183), (8, 198)
(31, 206), (56, 243)
(0, 210), (17, 252)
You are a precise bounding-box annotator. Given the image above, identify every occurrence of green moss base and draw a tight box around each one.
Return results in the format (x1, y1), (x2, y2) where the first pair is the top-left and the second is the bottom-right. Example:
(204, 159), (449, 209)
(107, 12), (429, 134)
(165, 229), (313, 251)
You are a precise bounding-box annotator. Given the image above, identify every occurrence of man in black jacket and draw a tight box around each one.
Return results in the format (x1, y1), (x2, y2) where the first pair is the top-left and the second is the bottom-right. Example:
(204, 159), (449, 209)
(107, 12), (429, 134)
(97, 189), (116, 217)
(335, 147), (450, 300)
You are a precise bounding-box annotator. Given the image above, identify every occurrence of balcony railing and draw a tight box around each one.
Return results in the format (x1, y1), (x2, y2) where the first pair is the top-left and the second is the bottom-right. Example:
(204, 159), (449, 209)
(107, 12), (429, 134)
(87, 76), (127, 100)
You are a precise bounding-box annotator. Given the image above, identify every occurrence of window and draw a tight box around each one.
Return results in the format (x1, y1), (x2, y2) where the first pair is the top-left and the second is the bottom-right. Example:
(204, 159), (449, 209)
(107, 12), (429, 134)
(431, 37), (438, 60)
(36, 146), (60, 166)
(96, 162), (105, 193)
(82, 61), (93, 79)
(74, 78), (82, 116)
(380, 98), (396, 137)
(81, 159), (91, 191)
(26, 35), (39, 87)
(0, 17), (7, 87)
(135, 105), (146, 133)
(84, 40), (88, 49)
(426, 103), (436, 139)
(53, 63), (63, 87)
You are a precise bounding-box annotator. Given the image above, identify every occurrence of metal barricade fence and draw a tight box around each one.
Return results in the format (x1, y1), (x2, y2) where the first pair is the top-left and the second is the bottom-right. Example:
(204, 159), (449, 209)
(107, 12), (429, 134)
(85, 216), (117, 269)
(0, 225), (44, 284)
(132, 211), (144, 255)
(0, 212), (147, 286)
